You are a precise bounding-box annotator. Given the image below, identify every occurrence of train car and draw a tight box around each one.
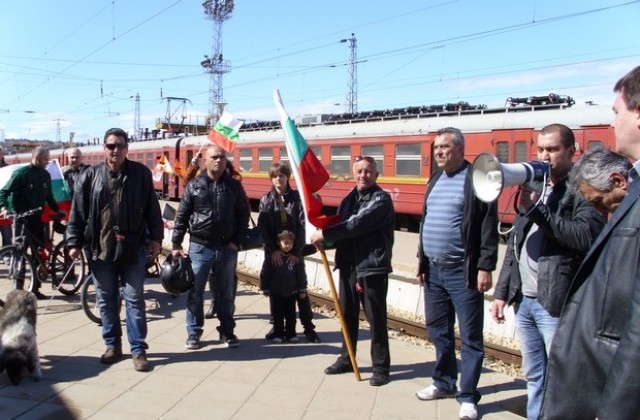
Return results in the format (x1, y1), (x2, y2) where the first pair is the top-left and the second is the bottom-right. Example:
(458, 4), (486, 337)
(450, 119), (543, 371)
(6, 103), (616, 230)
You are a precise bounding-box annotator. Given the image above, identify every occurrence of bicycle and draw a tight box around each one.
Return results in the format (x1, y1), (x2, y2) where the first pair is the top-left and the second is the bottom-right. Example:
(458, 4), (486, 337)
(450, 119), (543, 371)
(81, 252), (166, 325)
(0, 208), (87, 297)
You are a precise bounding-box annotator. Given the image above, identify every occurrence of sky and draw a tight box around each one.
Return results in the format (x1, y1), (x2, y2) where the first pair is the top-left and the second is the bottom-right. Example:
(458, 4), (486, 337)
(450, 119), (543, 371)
(0, 0), (638, 143)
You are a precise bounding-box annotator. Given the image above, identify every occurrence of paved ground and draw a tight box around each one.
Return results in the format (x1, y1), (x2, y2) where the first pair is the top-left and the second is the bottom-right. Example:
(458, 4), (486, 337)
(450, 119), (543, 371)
(0, 272), (526, 420)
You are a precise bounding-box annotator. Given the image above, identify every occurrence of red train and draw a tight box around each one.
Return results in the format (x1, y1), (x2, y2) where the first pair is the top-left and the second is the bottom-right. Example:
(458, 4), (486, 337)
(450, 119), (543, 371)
(11, 103), (616, 231)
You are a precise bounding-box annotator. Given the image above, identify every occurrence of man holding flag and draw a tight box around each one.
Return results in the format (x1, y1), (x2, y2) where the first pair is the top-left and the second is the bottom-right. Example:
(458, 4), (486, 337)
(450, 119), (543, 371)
(309, 155), (395, 386)
(274, 89), (393, 385)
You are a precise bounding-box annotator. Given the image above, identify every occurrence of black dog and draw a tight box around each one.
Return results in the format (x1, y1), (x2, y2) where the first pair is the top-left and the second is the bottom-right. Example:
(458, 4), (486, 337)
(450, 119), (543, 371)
(0, 290), (42, 385)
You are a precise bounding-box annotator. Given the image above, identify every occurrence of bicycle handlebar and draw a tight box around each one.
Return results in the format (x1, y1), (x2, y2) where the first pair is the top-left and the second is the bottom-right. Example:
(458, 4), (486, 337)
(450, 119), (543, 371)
(5, 207), (43, 220)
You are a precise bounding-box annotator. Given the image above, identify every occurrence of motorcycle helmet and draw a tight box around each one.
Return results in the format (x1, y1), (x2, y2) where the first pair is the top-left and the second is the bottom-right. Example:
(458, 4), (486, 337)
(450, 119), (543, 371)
(160, 254), (194, 295)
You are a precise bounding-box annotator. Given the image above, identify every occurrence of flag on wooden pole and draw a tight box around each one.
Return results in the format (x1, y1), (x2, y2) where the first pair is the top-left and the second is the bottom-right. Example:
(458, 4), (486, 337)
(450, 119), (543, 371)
(273, 89), (340, 241)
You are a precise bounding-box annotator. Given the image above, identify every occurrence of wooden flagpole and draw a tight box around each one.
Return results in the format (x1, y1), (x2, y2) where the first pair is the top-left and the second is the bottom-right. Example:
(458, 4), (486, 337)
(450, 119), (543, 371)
(318, 248), (361, 381)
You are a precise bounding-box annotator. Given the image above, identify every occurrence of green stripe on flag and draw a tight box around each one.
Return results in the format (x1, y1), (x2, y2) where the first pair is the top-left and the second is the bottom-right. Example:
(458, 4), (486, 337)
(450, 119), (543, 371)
(214, 122), (240, 142)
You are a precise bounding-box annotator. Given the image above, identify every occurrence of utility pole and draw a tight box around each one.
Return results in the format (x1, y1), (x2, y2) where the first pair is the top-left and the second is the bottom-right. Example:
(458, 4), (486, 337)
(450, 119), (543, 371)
(54, 118), (64, 144)
(202, 0), (233, 127)
(340, 33), (358, 114)
(133, 93), (141, 141)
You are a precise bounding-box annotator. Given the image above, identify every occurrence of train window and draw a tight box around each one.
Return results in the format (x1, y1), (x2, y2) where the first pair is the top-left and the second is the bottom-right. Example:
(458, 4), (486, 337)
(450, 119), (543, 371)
(146, 152), (155, 169)
(496, 142), (509, 163)
(515, 141), (527, 163)
(279, 147), (289, 166)
(239, 149), (252, 172)
(395, 144), (421, 176)
(258, 148), (273, 172)
(587, 140), (604, 151)
(312, 146), (321, 161)
(361, 145), (384, 174)
(187, 150), (194, 167)
(330, 146), (351, 175)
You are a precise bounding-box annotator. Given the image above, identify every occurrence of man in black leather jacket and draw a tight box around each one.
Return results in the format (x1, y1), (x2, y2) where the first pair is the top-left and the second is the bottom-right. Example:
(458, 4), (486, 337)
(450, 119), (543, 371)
(68, 128), (163, 372)
(491, 124), (605, 420)
(172, 145), (249, 350)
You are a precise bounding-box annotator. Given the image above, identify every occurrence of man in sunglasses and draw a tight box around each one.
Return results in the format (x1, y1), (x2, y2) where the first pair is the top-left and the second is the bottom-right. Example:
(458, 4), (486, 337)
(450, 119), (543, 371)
(67, 127), (163, 372)
(310, 155), (395, 387)
(171, 145), (250, 350)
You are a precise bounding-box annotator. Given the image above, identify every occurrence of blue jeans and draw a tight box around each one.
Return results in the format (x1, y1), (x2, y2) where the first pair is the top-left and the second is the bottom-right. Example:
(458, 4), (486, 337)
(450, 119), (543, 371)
(515, 296), (559, 420)
(89, 250), (148, 356)
(187, 243), (238, 336)
(423, 263), (484, 404)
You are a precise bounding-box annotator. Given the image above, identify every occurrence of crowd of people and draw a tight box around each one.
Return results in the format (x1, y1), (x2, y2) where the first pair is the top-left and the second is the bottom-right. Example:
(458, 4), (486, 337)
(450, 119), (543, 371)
(1, 65), (638, 420)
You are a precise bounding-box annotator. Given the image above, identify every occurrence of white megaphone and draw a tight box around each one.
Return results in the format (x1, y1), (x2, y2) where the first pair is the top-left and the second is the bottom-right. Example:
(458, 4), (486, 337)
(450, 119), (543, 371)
(472, 153), (550, 202)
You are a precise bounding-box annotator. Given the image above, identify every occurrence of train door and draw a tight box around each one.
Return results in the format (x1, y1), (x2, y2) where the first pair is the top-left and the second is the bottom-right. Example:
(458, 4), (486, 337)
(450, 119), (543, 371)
(577, 125), (614, 155)
(161, 151), (170, 199)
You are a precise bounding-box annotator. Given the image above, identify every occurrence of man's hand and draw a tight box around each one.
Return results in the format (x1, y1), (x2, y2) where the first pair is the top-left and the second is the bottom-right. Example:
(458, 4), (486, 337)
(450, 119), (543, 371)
(270, 250), (283, 267)
(517, 186), (540, 213)
(310, 230), (324, 250)
(477, 270), (493, 293)
(148, 240), (161, 257)
(68, 246), (83, 261)
(491, 299), (507, 324)
(416, 272), (425, 286)
(171, 249), (183, 259)
(0, 208), (8, 219)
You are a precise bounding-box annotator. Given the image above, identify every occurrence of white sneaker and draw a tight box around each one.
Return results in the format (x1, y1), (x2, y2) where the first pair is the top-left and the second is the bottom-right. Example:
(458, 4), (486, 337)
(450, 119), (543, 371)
(415, 384), (456, 400)
(458, 402), (478, 420)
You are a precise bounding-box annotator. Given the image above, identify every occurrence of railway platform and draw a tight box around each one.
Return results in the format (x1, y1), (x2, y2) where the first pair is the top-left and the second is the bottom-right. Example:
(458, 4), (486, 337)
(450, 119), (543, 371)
(0, 275), (525, 420)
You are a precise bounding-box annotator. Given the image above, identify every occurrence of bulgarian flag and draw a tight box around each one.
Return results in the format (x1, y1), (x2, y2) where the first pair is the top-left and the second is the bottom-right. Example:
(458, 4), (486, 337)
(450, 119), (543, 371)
(273, 89), (340, 242)
(0, 159), (72, 224)
(208, 111), (243, 153)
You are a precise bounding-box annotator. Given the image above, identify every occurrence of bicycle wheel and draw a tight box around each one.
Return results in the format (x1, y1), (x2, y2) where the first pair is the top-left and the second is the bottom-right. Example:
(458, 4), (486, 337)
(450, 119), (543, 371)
(50, 240), (86, 296)
(81, 273), (102, 325)
(0, 245), (37, 293)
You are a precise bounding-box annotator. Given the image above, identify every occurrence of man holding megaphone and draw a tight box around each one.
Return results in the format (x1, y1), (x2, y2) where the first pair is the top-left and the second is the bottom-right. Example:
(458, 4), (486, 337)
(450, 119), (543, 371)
(491, 124), (605, 420)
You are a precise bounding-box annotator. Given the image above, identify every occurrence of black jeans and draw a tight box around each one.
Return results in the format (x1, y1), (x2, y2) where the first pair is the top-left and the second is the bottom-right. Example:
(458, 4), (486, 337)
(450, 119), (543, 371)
(337, 269), (390, 374)
(271, 293), (297, 339)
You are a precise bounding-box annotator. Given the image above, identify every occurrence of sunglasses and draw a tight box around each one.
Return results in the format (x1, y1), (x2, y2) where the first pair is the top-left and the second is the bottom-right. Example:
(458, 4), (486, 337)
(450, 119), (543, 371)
(210, 154), (226, 160)
(354, 155), (376, 164)
(104, 143), (127, 151)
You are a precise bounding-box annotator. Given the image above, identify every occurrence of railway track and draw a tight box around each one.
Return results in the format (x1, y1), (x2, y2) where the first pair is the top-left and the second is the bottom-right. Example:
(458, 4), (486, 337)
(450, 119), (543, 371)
(236, 270), (522, 368)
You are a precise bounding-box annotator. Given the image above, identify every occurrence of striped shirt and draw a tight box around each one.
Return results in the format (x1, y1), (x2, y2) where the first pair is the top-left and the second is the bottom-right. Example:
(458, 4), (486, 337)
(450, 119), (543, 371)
(422, 166), (466, 264)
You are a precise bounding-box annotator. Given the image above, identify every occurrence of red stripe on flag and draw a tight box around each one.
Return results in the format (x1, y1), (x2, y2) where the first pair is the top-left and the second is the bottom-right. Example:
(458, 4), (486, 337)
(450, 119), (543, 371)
(208, 130), (236, 153)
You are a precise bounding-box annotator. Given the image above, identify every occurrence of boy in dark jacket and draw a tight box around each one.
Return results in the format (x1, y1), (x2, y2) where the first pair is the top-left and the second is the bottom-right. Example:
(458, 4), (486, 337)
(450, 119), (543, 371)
(261, 230), (308, 343)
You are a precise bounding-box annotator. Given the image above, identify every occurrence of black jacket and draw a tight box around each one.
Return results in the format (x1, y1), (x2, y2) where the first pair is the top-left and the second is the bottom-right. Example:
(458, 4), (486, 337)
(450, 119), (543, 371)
(540, 179), (640, 420)
(66, 160), (163, 259)
(261, 254), (308, 297)
(494, 178), (605, 317)
(417, 161), (499, 288)
(172, 171), (249, 249)
(323, 184), (394, 278)
(257, 185), (305, 256)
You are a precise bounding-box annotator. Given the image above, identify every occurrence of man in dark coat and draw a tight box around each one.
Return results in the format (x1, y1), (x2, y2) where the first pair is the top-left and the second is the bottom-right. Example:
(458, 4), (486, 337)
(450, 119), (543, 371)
(540, 65), (640, 420)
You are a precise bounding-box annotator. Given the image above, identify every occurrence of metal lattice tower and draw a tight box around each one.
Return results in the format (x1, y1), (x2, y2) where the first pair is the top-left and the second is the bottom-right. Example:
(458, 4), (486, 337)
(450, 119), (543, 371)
(202, 0), (233, 127)
(133, 93), (141, 141)
(54, 118), (62, 143)
(341, 33), (358, 114)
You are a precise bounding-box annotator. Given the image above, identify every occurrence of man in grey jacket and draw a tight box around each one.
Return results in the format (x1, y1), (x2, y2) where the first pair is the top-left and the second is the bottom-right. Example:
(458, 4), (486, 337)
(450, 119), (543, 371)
(491, 124), (605, 420)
